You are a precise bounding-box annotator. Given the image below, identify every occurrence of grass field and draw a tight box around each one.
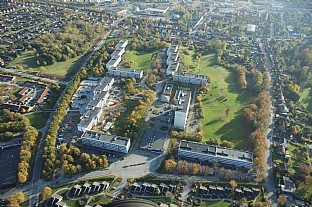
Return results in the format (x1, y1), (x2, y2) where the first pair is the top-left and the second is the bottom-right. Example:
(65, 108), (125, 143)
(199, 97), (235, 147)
(299, 87), (312, 113)
(26, 112), (50, 129)
(199, 200), (232, 207)
(124, 50), (155, 72)
(113, 100), (138, 136)
(10, 50), (82, 78)
(188, 53), (253, 150)
(88, 196), (111, 206)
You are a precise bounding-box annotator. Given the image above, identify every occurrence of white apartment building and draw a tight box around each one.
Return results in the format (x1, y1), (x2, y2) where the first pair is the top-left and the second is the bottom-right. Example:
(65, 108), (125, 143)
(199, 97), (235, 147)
(81, 130), (131, 153)
(173, 72), (210, 85)
(178, 140), (253, 169)
(77, 77), (114, 132)
(173, 90), (191, 130)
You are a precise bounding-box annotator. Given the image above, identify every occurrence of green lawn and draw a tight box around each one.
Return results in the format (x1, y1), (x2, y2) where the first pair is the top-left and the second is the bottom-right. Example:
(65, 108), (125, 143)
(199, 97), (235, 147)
(88, 195), (112, 206)
(124, 50), (155, 72)
(26, 112), (50, 129)
(199, 200), (232, 207)
(299, 87), (312, 113)
(190, 54), (253, 150)
(10, 50), (82, 79)
(113, 100), (138, 136)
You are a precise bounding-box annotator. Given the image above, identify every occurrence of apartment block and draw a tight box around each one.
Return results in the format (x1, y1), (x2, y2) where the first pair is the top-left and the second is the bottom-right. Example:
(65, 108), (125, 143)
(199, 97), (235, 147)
(178, 140), (253, 169)
(173, 72), (210, 85)
(173, 90), (191, 130)
(81, 130), (131, 153)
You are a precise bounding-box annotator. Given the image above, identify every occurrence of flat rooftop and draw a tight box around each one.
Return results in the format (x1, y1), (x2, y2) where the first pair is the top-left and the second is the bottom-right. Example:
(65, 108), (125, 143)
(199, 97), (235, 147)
(179, 140), (253, 162)
(175, 90), (191, 113)
(82, 130), (130, 146)
(110, 67), (143, 75)
(174, 72), (209, 81)
(163, 83), (173, 95)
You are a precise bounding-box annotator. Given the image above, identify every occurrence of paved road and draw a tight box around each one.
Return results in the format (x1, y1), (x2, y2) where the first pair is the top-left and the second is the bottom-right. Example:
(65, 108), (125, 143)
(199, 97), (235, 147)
(259, 41), (278, 206)
(0, 68), (68, 85)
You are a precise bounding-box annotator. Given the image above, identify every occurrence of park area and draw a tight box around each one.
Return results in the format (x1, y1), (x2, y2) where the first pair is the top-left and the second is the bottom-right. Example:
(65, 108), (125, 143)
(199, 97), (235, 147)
(112, 100), (138, 136)
(184, 50), (253, 150)
(299, 87), (312, 113)
(123, 50), (155, 72)
(10, 50), (82, 79)
(25, 112), (50, 129)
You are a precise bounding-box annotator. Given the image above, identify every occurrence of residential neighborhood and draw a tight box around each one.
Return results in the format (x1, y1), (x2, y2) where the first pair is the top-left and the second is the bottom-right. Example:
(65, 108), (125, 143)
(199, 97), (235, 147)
(0, 0), (311, 207)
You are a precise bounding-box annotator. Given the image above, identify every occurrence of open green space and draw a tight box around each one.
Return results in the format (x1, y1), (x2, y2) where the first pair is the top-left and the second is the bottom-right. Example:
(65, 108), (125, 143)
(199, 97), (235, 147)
(143, 197), (179, 205)
(113, 100), (138, 136)
(189, 54), (253, 150)
(88, 195), (112, 206)
(297, 176), (312, 200)
(124, 50), (155, 72)
(199, 200), (231, 207)
(10, 50), (82, 78)
(299, 87), (312, 113)
(26, 112), (50, 129)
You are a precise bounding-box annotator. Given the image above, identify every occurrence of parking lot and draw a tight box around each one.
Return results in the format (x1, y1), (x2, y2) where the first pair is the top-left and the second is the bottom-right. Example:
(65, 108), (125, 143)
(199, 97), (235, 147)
(0, 144), (20, 189)
(140, 100), (175, 153)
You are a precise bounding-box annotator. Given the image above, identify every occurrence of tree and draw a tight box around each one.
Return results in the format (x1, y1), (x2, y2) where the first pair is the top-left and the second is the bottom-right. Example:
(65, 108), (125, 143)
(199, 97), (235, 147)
(155, 188), (160, 195)
(41, 186), (52, 201)
(225, 107), (231, 117)
(39, 66), (46, 74)
(15, 192), (24, 204)
(229, 180), (238, 190)
(300, 164), (311, 175)
(17, 172), (27, 183)
(277, 194), (286, 206)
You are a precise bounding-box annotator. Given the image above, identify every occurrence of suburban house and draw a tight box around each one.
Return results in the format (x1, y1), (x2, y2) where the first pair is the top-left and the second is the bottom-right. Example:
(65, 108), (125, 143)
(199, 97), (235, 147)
(173, 90), (191, 130)
(178, 140), (253, 169)
(81, 130), (131, 153)
(281, 176), (296, 194)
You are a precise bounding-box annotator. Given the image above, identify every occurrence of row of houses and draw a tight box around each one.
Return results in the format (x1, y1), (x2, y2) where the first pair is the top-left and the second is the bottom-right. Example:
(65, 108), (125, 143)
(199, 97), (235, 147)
(69, 181), (110, 197)
(130, 182), (177, 194)
(0, 74), (15, 83)
(77, 77), (114, 133)
(106, 39), (143, 79)
(81, 130), (131, 154)
(178, 140), (253, 169)
(198, 185), (259, 200)
(48, 194), (68, 207)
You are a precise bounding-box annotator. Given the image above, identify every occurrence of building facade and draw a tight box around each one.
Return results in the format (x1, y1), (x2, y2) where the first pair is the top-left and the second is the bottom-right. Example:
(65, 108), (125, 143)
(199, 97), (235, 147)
(173, 72), (210, 85)
(81, 130), (131, 153)
(173, 90), (191, 130)
(178, 140), (253, 169)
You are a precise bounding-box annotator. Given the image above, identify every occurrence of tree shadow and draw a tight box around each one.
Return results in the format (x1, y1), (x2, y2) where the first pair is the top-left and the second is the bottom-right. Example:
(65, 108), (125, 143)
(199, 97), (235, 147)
(224, 68), (254, 104)
(18, 52), (38, 68)
(214, 109), (253, 150)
